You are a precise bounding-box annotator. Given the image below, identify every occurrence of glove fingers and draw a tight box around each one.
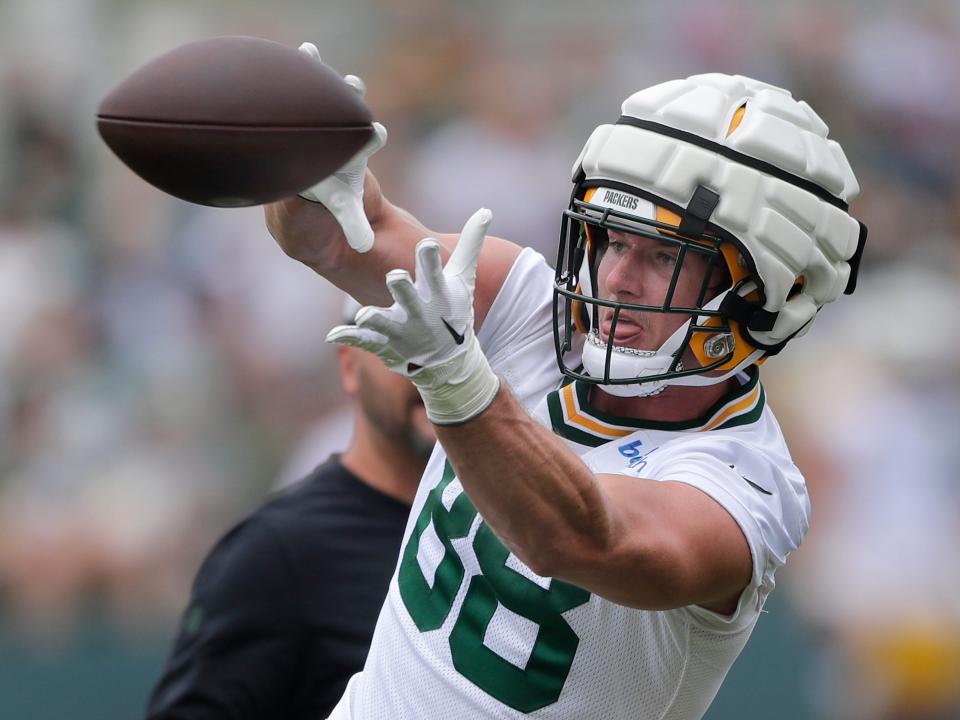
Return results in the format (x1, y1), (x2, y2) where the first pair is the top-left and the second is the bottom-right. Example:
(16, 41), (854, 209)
(326, 324), (407, 371)
(446, 208), (492, 286)
(385, 269), (423, 316)
(334, 193), (375, 253)
(299, 179), (374, 253)
(355, 304), (407, 336)
(325, 324), (386, 351)
(344, 74), (366, 97)
(359, 122), (388, 159)
(299, 174), (344, 204)
(298, 42), (321, 62)
(415, 239), (444, 297)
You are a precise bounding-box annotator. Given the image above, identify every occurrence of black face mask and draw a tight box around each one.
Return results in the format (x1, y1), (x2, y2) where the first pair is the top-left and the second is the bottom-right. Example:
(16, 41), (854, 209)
(552, 183), (738, 390)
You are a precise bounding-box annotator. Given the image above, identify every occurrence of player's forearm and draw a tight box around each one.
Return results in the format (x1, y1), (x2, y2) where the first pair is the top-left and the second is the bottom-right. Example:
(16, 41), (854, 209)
(435, 385), (614, 578)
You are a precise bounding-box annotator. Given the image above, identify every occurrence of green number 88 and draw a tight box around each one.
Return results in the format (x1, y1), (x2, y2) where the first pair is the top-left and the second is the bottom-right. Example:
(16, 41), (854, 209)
(398, 463), (590, 712)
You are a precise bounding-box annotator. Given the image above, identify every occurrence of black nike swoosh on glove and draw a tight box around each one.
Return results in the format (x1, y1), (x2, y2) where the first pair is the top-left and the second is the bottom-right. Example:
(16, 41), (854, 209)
(441, 318), (466, 345)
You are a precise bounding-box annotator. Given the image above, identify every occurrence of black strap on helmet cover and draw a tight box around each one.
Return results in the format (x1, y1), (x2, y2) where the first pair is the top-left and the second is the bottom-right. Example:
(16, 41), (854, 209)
(616, 116), (849, 212)
(679, 184), (784, 335)
(719, 290), (794, 357)
(719, 291), (779, 333)
(679, 185), (720, 238)
(843, 221), (868, 295)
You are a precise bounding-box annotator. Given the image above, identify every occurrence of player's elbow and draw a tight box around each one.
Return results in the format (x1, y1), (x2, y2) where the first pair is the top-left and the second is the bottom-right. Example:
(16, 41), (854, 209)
(536, 530), (699, 610)
(521, 524), (620, 583)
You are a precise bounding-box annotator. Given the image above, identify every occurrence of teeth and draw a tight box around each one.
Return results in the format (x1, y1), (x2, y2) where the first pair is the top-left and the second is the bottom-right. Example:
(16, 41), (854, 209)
(587, 330), (655, 357)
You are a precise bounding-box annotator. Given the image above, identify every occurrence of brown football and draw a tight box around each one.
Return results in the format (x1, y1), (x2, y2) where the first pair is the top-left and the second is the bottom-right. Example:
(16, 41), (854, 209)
(97, 36), (374, 207)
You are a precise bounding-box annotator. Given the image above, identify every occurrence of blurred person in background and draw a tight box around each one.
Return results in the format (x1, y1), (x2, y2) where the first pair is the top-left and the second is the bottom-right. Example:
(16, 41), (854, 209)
(146, 296), (434, 720)
(267, 48), (866, 719)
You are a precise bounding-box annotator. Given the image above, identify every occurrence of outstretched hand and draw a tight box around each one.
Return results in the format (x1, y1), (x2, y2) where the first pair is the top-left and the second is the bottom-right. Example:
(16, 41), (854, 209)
(296, 42), (387, 253)
(326, 207), (492, 387)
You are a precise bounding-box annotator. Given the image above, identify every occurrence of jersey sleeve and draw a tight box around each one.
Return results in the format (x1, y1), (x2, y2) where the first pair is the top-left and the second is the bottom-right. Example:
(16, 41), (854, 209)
(146, 516), (303, 719)
(476, 248), (563, 407)
(642, 436), (811, 631)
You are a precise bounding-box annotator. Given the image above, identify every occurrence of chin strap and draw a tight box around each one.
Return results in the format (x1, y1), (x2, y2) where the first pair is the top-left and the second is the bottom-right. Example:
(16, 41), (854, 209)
(581, 287), (726, 395)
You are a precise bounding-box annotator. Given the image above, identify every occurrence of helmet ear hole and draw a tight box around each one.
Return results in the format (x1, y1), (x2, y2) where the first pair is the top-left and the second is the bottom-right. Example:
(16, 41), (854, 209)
(787, 277), (805, 299)
(574, 221), (606, 335)
(706, 261), (733, 299)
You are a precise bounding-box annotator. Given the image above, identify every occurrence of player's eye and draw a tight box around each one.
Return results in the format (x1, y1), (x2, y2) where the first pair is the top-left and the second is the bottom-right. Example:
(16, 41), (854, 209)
(655, 250), (678, 266)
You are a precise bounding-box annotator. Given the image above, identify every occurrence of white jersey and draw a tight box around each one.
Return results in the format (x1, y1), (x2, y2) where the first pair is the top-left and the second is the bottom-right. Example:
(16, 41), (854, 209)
(329, 249), (810, 720)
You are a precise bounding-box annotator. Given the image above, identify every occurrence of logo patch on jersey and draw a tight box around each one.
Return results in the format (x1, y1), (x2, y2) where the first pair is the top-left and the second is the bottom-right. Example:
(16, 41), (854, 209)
(617, 440), (644, 458)
(729, 464), (772, 495)
(630, 447), (660, 473)
(617, 439), (659, 471)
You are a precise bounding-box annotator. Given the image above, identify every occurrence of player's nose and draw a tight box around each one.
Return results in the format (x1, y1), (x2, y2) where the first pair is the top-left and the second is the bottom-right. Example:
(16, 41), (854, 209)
(604, 252), (647, 302)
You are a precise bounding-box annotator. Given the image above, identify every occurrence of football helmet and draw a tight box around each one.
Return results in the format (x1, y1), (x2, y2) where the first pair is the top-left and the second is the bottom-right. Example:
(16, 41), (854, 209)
(554, 74), (867, 396)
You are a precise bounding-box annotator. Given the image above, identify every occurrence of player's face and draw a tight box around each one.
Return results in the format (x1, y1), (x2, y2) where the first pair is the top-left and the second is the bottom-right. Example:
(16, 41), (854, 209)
(353, 350), (435, 458)
(595, 229), (722, 352)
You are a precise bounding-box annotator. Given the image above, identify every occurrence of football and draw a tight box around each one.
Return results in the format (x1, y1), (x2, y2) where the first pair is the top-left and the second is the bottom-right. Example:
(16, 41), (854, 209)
(97, 36), (374, 207)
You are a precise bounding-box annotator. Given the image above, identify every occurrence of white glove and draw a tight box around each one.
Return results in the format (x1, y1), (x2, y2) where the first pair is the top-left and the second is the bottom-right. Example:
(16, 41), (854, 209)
(297, 42), (387, 253)
(326, 208), (501, 425)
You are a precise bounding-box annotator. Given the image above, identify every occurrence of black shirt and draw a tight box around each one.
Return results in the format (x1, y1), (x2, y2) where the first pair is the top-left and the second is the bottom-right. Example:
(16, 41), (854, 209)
(146, 456), (410, 719)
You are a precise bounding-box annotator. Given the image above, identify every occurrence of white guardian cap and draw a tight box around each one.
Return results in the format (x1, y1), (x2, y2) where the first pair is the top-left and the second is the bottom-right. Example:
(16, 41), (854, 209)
(553, 73), (867, 396)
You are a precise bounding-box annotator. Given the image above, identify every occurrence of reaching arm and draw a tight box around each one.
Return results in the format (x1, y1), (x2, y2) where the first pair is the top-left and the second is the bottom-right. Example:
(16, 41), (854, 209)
(326, 209), (753, 613)
(435, 386), (753, 614)
(264, 176), (519, 329)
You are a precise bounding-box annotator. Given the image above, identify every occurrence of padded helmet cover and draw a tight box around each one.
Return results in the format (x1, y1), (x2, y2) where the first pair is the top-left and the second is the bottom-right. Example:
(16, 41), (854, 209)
(571, 73), (863, 348)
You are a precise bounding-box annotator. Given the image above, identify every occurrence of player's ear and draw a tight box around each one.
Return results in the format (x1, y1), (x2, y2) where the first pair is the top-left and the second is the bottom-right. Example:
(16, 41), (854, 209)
(337, 345), (360, 395)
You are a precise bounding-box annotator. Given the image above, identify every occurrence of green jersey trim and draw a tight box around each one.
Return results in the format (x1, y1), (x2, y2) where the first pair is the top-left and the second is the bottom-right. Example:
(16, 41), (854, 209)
(546, 366), (765, 445)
